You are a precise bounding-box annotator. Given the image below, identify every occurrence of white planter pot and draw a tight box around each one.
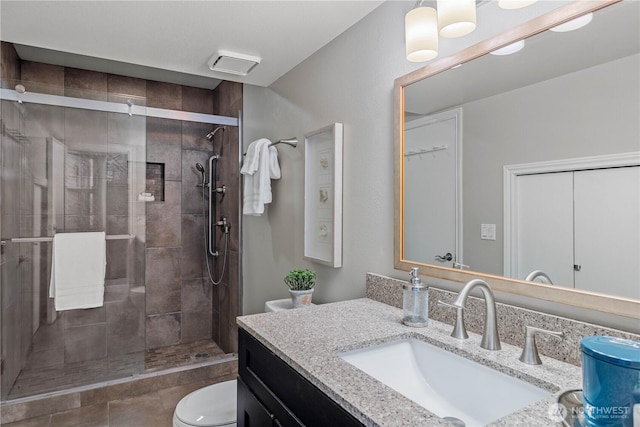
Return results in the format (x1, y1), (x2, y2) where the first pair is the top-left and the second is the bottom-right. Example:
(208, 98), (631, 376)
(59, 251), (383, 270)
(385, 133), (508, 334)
(288, 289), (314, 308)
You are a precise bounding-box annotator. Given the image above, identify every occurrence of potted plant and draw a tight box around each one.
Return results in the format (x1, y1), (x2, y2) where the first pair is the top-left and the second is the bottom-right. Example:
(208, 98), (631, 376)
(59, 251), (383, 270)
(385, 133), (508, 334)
(284, 269), (316, 308)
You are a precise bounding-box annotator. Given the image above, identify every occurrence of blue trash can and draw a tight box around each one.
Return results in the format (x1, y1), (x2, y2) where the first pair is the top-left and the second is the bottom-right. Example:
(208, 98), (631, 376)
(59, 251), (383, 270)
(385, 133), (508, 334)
(581, 336), (640, 427)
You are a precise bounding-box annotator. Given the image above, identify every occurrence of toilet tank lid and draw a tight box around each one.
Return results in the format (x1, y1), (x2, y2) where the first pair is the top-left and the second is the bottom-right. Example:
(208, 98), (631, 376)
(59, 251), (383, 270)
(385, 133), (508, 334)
(175, 380), (237, 426)
(580, 336), (640, 369)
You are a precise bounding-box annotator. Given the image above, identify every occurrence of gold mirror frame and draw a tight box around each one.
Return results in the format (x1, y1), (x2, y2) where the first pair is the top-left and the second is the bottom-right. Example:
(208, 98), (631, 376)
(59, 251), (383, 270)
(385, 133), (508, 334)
(394, 0), (639, 319)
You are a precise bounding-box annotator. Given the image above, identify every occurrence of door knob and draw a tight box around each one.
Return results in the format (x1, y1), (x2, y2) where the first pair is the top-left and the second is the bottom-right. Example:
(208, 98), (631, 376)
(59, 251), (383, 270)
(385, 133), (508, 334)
(435, 252), (453, 262)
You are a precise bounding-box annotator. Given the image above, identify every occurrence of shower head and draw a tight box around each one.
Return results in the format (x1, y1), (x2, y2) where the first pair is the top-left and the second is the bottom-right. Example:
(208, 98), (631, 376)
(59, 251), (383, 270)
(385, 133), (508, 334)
(206, 126), (225, 142)
(195, 162), (206, 185)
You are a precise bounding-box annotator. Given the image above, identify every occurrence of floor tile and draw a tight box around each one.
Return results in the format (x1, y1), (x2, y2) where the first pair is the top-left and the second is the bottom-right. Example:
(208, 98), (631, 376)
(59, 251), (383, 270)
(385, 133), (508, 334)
(157, 380), (209, 413)
(2, 415), (51, 427)
(108, 393), (170, 427)
(49, 403), (108, 427)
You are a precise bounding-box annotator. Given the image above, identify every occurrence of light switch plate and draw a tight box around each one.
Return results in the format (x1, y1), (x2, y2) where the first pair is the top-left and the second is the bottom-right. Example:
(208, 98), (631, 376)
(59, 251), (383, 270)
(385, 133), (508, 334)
(481, 224), (496, 240)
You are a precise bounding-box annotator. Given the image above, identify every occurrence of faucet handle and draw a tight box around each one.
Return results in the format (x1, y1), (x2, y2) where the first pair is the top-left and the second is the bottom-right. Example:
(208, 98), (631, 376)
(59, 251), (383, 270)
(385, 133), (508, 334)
(518, 325), (565, 365)
(438, 301), (469, 340)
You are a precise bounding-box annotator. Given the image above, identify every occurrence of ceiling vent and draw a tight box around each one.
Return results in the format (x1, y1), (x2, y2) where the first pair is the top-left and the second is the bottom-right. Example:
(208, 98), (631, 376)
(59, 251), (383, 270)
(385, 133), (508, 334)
(208, 50), (261, 76)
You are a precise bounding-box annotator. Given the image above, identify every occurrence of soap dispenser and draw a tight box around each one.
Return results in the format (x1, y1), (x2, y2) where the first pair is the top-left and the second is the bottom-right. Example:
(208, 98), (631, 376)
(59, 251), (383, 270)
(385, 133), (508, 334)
(402, 267), (428, 327)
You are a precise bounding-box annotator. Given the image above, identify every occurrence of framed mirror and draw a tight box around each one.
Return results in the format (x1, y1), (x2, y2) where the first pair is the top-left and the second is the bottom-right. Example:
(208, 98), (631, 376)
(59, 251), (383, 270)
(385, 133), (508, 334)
(394, 0), (639, 318)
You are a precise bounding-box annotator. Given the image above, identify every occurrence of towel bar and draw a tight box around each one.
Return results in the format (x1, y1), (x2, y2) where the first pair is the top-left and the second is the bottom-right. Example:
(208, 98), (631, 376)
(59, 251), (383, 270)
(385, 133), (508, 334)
(0, 234), (135, 246)
(242, 137), (298, 156)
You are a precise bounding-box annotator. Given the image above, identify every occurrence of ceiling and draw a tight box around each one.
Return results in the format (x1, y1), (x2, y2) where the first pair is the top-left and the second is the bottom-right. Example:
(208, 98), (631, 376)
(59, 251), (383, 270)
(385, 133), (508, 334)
(405, 0), (639, 115)
(0, 1), (384, 89)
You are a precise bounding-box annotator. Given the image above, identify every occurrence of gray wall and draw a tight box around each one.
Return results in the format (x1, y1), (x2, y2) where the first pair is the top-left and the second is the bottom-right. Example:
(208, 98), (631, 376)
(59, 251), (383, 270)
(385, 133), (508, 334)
(240, 1), (570, 315)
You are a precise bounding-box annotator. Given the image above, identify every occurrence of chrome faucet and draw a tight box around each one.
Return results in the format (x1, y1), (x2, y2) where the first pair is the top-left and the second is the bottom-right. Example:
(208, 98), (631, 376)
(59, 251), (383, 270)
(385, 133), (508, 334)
(524, 270), (553, 284)
(440, 279), (501, 351)
(519, 325), (564, 365)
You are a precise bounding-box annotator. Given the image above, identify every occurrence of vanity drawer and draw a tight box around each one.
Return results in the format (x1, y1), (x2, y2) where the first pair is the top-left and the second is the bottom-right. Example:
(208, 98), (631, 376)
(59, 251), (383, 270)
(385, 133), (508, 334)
(237, 377), (275, 427)
(238, 328), (363, 427)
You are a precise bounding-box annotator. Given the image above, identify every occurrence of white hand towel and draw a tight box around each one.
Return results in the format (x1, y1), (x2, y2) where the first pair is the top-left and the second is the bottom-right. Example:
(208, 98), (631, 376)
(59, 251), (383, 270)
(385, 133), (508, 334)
(242, 141), (281, 215)
(49, 232), (107, 311)
(269, 146), (281, 180)
(241, 138), (271, 175)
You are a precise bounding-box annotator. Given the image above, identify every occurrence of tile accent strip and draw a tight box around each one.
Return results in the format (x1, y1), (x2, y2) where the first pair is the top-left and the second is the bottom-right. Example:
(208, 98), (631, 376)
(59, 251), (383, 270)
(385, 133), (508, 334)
(366, 272), (639, 366)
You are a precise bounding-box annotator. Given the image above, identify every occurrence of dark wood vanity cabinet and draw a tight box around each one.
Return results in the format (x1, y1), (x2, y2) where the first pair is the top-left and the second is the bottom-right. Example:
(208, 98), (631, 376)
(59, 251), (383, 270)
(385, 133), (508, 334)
(237, 328), (363, 427)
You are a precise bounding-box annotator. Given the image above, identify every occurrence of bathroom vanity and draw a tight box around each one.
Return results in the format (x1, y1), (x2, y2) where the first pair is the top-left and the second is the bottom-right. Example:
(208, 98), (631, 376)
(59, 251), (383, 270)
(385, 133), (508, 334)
(237, 298), (582, 426)
(237, 329), (362, 426)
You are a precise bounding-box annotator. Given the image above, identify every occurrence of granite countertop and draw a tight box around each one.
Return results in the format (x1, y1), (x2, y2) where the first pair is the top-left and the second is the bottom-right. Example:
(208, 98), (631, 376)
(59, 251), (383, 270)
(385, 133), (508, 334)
(237, 298), (582, 427)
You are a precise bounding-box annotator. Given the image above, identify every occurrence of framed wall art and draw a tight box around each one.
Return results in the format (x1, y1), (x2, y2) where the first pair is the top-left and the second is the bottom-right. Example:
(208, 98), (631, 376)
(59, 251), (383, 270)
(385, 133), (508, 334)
(304, 123), (343, 268)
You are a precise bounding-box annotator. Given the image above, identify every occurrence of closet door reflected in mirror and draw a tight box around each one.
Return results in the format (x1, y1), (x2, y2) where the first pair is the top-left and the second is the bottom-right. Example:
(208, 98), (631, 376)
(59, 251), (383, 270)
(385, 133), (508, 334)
(512, 166), (639, 300)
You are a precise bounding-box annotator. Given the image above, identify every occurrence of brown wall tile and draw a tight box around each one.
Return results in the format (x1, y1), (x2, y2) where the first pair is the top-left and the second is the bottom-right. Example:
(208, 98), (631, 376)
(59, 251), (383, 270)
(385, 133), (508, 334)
(180, 214), (206, 280)
(146, 313), (181, 349)
(106, 295), (145, 355)
(212, 80), (242, 353)
(182, 86), (213, 114)
(147, 81), (182, 110)
(212, 80), (242, 118)
(21, 61), (64, 93)
(1, 42), (20, 84)
(145, 247), (181, 315)
(107, 74), (146, 98)
(182, 121), (214, 151)
(64, 67), (107, 100)
(146, 181), (181, 248)
(147, 118), (182, 181)
(181, 149), (211, 214)
(181, 278), (213, 343)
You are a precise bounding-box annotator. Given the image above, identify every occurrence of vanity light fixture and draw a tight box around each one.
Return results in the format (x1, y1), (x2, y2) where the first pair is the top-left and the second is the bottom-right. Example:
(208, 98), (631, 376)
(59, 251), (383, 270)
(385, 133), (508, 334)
(497, 0), (537, 10)
(549, 13), (593, 33)
(437, 0), (477, 38)
(489, 39), (525, 56)
(405, 6), (439, 62)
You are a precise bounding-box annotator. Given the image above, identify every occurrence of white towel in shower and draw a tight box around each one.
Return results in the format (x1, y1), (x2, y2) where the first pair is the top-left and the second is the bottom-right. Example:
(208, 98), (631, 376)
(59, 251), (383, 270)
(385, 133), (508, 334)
(49, 232), (107, 311)
(242, 140), (281, 216)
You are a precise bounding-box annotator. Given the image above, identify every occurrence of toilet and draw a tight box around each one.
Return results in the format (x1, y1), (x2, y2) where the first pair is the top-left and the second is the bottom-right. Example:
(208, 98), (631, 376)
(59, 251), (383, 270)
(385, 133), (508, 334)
(173, 380), (237, 427)
(174, 299), (307, 427)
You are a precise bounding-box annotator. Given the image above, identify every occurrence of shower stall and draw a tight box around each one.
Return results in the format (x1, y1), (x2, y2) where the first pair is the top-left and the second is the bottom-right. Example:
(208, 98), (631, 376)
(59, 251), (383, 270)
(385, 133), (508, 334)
(0, 62), (242, 408)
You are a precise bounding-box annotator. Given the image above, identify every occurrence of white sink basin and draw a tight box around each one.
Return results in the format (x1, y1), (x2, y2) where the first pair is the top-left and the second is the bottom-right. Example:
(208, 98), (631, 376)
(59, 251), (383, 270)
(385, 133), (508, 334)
(339, 338), (551, 426)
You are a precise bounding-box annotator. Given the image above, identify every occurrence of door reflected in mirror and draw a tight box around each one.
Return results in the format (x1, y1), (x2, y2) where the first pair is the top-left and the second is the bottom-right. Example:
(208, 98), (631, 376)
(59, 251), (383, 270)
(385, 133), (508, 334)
(396, 0), (639, 313)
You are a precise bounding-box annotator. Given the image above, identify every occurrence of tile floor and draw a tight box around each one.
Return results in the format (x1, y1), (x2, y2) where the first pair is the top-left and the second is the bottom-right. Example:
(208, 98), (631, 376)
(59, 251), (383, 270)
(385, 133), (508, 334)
(3, 377), (235, 427)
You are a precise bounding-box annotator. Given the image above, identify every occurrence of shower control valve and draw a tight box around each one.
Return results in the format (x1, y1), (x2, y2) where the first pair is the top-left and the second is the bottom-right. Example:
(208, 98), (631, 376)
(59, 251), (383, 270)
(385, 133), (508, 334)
(216, 217), (231, 234)
(213, 185), (226, 195)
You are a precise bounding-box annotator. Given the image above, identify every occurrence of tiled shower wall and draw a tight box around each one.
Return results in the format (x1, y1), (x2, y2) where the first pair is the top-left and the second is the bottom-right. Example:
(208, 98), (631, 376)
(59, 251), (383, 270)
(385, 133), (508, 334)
(145, 79), (242, 353)
(0, 40), (241, 393)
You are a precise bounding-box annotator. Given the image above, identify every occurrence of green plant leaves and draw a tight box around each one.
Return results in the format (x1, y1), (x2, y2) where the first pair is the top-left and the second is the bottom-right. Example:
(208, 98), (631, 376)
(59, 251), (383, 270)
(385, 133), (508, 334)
(284, 269), (316, 290)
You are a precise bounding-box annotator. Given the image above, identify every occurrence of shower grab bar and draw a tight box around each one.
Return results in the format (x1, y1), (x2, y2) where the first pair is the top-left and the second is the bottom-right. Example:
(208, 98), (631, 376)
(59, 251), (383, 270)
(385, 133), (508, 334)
(1, 234), (135, 245)
(242, 138), (298, 156)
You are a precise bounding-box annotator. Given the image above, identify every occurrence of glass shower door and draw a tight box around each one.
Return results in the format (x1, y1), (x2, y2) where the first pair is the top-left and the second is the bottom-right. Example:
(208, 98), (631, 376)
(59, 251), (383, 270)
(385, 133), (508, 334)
(0, 82), (147, 400)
